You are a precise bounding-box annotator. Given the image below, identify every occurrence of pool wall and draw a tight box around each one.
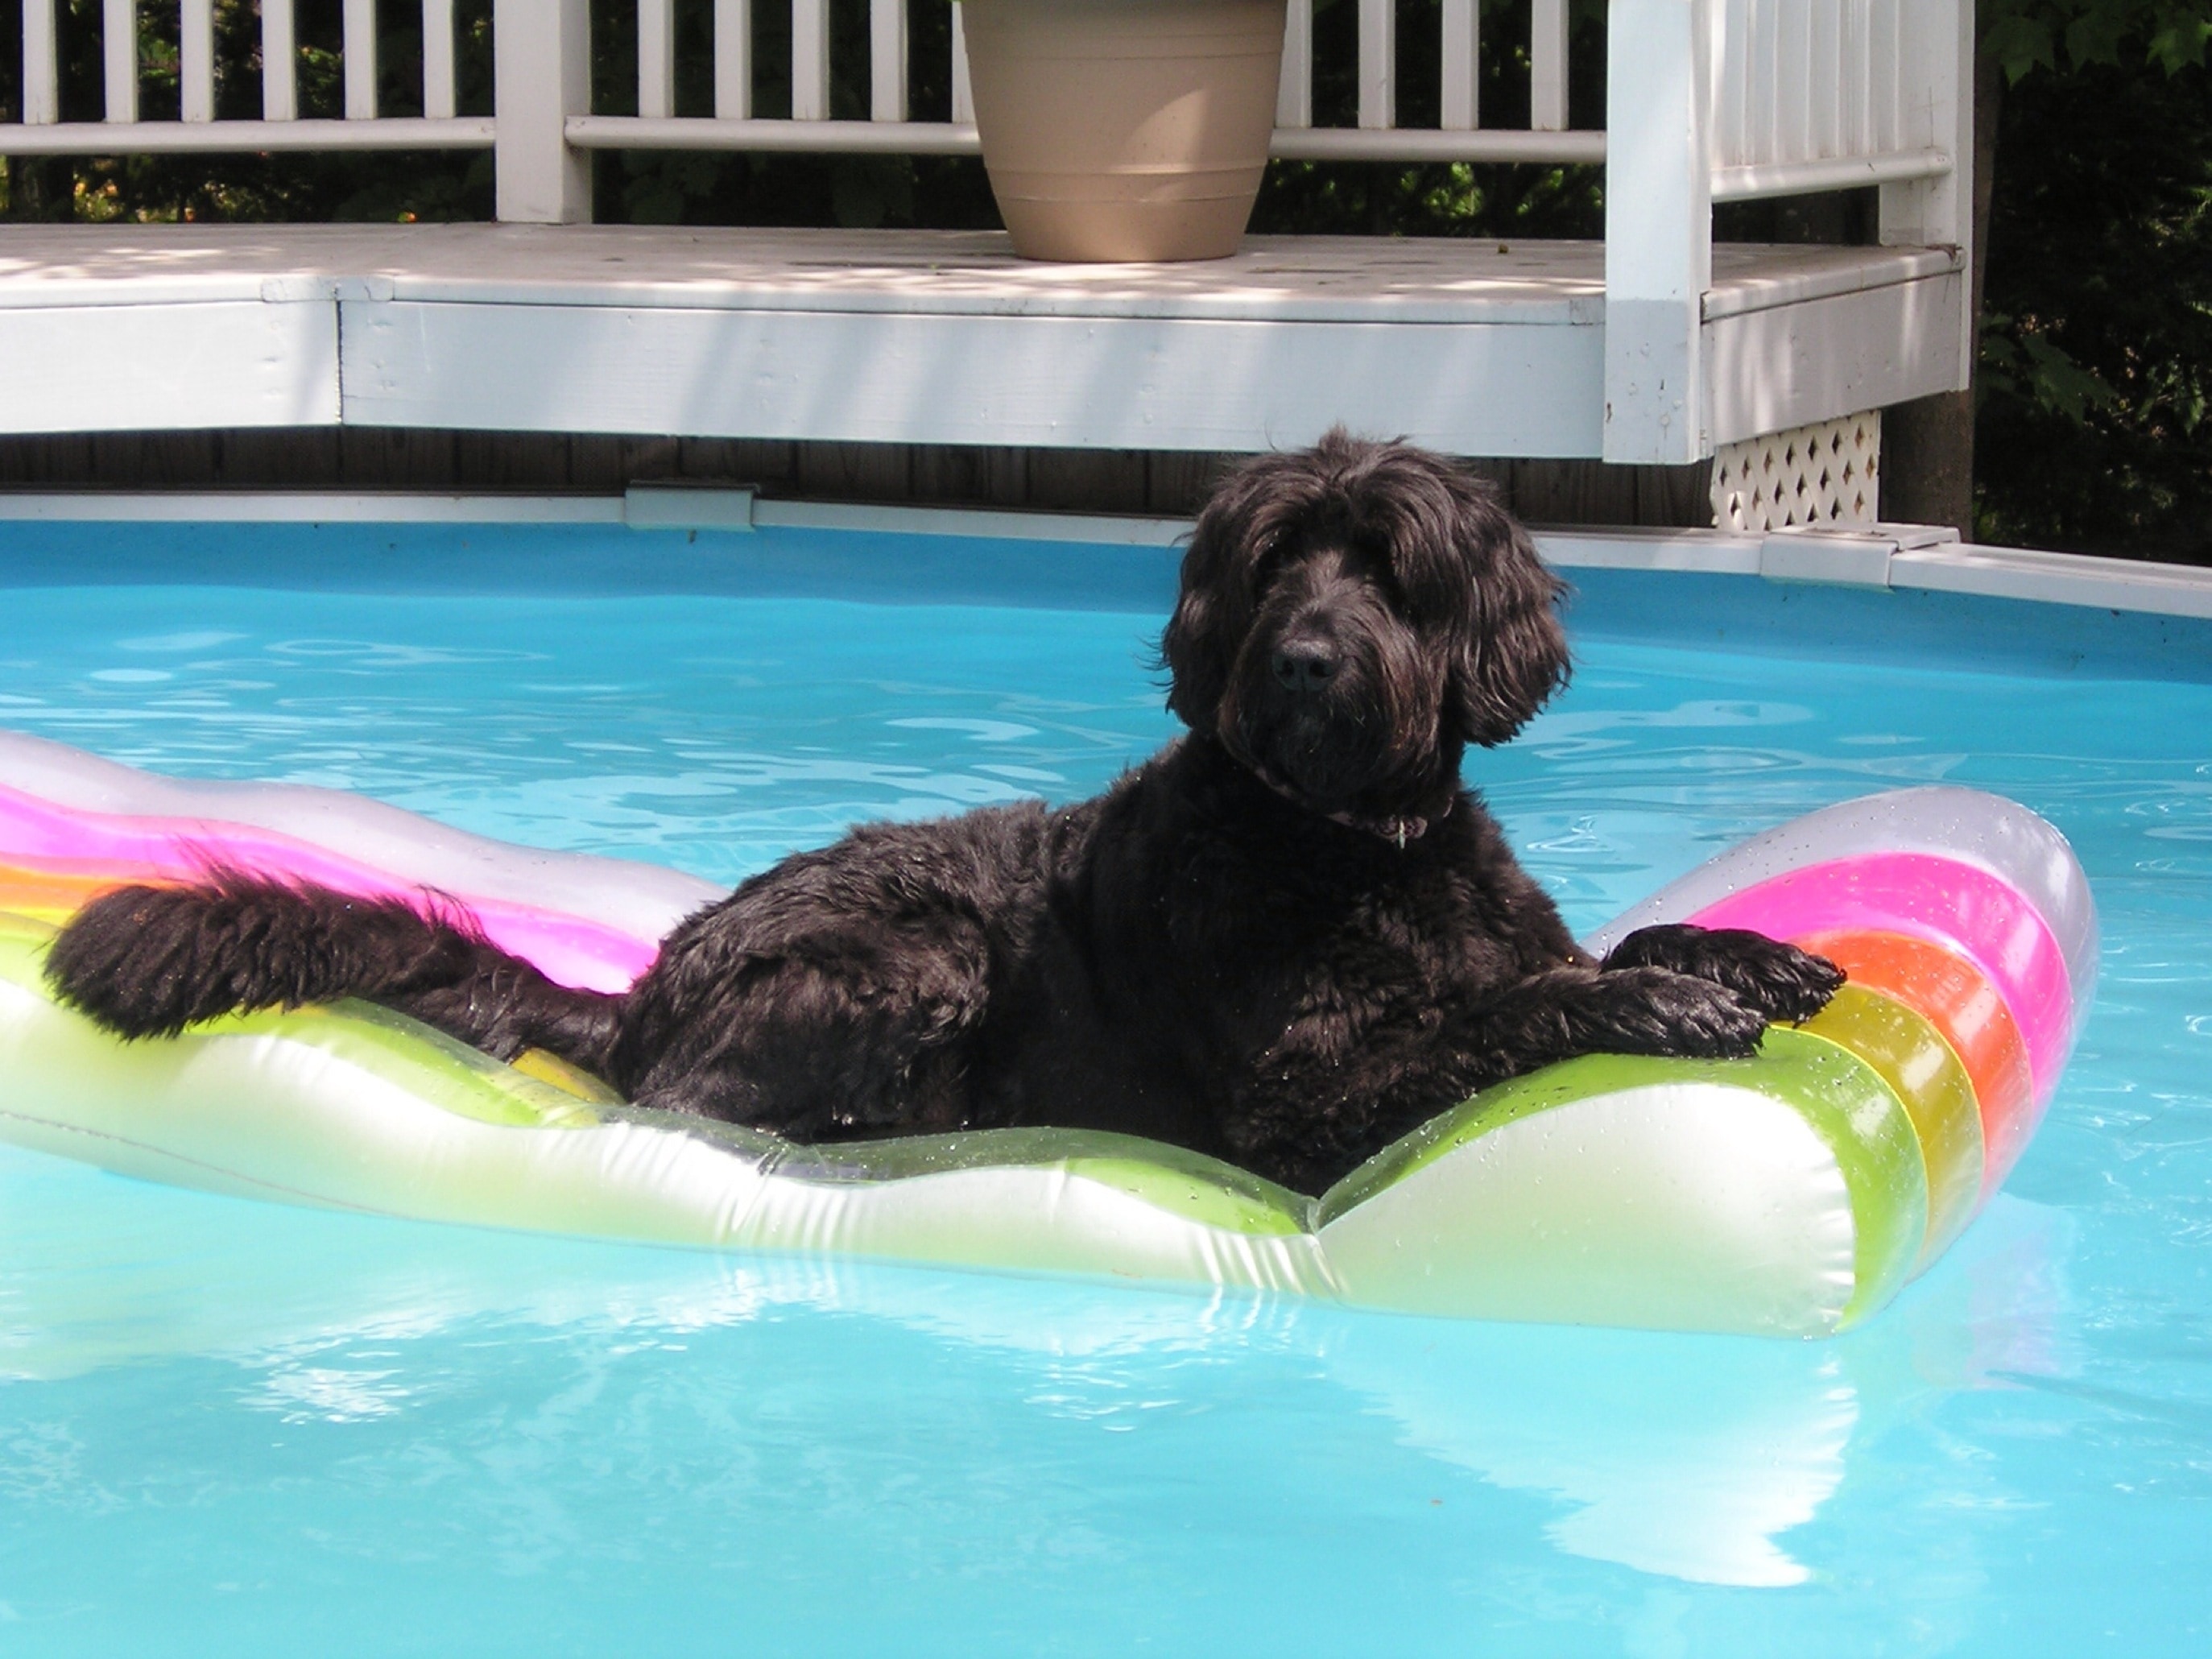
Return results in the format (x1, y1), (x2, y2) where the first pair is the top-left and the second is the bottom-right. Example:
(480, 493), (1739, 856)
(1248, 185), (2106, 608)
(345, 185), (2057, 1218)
(2, 492), (2210, 683)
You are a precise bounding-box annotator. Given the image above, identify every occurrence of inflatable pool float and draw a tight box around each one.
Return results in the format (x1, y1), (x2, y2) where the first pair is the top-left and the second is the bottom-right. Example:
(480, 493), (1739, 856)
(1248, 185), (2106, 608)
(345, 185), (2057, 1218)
(0, 732), (2094, 1338)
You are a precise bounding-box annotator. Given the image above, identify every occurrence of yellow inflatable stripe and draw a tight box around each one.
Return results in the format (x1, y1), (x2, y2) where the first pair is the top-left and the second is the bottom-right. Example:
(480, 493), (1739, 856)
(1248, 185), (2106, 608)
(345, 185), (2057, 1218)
(1799, 983), (1984, 1270)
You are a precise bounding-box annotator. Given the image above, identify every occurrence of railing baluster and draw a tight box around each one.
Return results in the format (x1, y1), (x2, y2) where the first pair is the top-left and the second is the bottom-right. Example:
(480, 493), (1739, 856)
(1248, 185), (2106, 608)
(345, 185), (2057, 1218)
(343, 0), (378, 118)
(103, 0), (138, 124)
(1809, 0), (1839, 157)
(1531, 0), (1568, 131)
(1716, 0), (1749, 166)
(424, 0), (458, 119)
(950, 2), (973, 124)
(262, 0), (297, 121)
(715, 0), (753, 118)
(1840, 0), (1866, 158)
(1777, 0), (1808, 160)
(1276, 0), (1312, 127)
(870, 0), (907, 121)
(1356, 0), (1392, 130)
(640, 0), (676, 118)
(792, 0), (830, 120)
(1441, 0), (1477, 131)
(1747, 0), (1776, 167)
(180, 0), (214, 120)
(1870, 0), (1899, 151)
(23, 0), (61, 123)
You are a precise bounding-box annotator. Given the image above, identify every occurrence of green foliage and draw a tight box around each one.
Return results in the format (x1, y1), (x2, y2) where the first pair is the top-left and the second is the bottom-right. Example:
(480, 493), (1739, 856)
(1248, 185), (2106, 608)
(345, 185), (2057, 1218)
(1974, 43), (2212, 559)
(1983, 0), (2212, 81)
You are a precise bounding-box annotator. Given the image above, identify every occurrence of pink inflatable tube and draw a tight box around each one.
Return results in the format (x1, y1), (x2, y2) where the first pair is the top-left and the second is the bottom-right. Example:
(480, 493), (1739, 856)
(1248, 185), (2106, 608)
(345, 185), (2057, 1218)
(0, 732), (719, 948)
(0, 784), (659, 993)
(1585, 784), (2098, 1174)
(0, 730), (721, 993)
(1685, 855), (2073, 1104)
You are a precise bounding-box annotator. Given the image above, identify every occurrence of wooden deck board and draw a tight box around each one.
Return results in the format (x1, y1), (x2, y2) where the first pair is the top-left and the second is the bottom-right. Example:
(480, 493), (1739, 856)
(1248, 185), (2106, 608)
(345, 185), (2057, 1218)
(0, 224), (1966, 455)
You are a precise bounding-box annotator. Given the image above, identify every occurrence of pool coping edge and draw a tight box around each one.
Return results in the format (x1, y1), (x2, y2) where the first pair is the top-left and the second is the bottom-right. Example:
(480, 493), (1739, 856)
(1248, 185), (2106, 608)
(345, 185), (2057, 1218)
(0, 490), (2206, 623)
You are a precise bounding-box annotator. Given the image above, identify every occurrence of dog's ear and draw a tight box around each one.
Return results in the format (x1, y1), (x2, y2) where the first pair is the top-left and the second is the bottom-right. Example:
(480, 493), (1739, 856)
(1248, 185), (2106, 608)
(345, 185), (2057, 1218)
(1452, 502), (1570, 747)
(1161, 451), (1319, 730)
(1160, 527), (1237, 731)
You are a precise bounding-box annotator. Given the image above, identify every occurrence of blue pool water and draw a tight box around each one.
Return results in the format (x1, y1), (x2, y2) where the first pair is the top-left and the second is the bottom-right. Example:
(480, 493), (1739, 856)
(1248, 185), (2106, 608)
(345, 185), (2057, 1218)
(1, 519), (2209, 1654)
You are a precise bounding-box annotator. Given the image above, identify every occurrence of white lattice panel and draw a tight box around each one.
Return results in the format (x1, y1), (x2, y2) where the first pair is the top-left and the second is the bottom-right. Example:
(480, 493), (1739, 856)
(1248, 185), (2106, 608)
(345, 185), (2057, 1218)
(1711, 412), (1881, 532)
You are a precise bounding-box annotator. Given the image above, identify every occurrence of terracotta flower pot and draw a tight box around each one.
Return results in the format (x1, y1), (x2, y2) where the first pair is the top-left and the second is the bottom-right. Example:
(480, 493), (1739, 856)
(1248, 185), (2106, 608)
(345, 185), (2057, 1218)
(961, 0), (1289, 262)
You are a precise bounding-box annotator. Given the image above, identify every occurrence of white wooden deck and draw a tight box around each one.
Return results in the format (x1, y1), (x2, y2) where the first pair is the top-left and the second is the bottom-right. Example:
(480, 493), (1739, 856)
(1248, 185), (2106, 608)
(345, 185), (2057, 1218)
(0, 224), (1965, 461)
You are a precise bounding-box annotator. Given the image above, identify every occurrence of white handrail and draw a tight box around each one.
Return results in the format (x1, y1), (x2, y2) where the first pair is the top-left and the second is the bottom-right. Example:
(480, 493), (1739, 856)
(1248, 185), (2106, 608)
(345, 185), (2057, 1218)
(567, 117), (979, 156)
(0, 118), (495, 155)
(1270, 128), (1605, 164)
(1711, 146), (1950, 202)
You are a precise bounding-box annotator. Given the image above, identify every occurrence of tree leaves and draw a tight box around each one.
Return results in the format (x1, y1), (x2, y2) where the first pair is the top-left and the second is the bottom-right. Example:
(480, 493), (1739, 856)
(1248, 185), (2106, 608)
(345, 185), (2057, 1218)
(1974, 45), (2212, 558)
(1983, 0), (2212, 82)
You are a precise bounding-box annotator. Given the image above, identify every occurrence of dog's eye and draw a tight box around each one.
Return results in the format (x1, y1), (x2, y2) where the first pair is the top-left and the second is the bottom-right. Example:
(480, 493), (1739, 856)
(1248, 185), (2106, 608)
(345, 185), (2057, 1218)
(1338, 539), (1404, 604)
(1252, 538), (1296, 587)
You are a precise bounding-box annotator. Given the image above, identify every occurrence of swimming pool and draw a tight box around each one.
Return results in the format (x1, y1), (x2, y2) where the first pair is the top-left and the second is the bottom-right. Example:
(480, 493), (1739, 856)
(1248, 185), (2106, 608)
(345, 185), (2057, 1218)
(0, 514), (2207, 1654)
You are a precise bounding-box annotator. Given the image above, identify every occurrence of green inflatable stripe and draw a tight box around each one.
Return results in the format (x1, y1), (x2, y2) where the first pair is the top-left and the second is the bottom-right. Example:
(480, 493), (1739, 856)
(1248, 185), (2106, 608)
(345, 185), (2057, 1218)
(622, 1107), (1313, 1238)
(1318, 1032), (1930, 1328)
(0, 908), (1930, 1331)
(0, 913), (1309, 1241)
(0, 921), (599, 1133)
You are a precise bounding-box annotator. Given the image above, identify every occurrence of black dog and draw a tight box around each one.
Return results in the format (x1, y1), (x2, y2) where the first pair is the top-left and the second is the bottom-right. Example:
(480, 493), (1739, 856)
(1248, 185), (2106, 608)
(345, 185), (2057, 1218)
(46, 435), (1840, 1195)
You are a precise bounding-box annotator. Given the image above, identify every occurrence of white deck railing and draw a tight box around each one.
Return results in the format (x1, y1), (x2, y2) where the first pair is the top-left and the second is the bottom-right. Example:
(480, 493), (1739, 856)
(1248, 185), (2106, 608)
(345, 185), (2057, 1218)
(1603, 0), (1970, 462)
(5, 0), (1970, 465)
(3, 2), (1961, 197)
(1708, 0), (1962, 201)
(13, 0), (494, 151)
(0, 0), (1606, 169)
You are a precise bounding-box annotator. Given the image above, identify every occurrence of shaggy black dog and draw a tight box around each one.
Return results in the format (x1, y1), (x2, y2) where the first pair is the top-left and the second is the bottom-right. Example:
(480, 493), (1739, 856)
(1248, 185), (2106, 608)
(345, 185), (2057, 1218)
(46, 434), (1841, 1195)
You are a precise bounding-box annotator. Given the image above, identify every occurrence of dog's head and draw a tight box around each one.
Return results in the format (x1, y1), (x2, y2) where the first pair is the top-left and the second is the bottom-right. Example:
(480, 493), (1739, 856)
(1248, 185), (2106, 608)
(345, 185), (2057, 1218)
(1161, 432), (1569, 832)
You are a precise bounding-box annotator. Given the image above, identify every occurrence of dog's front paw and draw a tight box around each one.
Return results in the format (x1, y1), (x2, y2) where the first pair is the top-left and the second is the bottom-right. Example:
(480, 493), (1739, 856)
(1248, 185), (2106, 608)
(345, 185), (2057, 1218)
(1583, 964), (1770, 1061)
(1604, 923), (1843, 1024)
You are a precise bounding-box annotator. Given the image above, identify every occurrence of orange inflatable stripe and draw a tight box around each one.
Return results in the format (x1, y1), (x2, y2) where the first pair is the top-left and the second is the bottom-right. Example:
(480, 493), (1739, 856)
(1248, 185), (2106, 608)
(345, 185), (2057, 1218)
(1795, 926), (2036, 1199)
(0, 862), (151, 921)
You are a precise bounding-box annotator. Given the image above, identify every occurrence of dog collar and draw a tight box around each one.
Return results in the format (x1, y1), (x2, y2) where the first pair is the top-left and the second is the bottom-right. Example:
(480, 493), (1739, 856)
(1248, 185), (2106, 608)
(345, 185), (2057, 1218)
(1245, 761), (1450, 850)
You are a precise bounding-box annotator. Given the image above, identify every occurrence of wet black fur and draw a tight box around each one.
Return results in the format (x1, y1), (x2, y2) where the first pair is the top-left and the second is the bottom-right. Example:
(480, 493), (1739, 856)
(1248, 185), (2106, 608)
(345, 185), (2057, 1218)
(45, 434), (1842, 1195)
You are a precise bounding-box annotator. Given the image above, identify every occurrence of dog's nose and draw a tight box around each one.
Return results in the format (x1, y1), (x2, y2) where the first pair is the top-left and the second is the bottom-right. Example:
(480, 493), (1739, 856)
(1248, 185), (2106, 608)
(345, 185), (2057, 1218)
(1271, 644), (1338, 694)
